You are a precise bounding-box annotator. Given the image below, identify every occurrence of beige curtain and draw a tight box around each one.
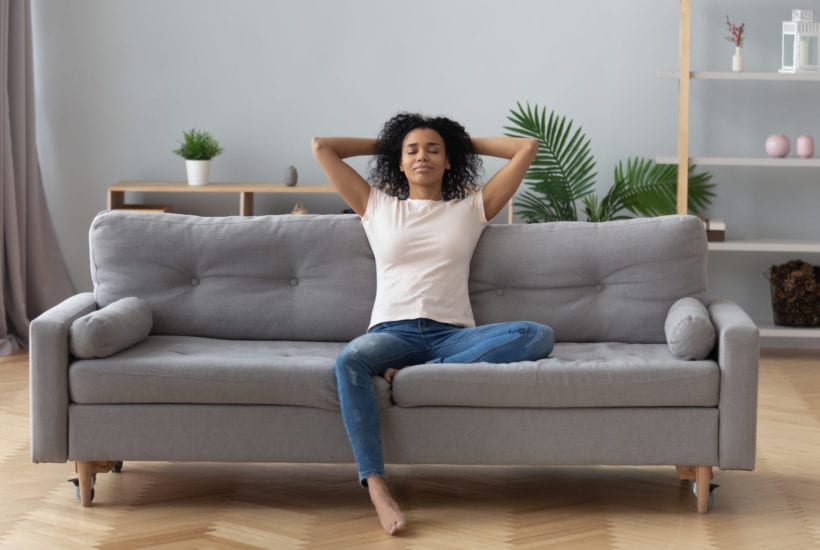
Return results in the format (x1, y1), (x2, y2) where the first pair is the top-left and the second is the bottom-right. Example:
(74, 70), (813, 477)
(1, 0), (73, 355)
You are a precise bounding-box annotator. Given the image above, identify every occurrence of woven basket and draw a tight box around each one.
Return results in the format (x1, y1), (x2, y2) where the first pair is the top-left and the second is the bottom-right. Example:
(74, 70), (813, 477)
(768, 260), (820, 327)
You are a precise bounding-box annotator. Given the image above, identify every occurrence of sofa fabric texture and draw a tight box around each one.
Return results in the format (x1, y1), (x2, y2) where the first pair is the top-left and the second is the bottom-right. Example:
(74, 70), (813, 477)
(665, 297), (716, 360)
(89, 212), (707, 344)
(29, 210), (759, 476)
(69, 296), (153, 358)
(68, 339), (718, 408)
(89, 214), (377, 342)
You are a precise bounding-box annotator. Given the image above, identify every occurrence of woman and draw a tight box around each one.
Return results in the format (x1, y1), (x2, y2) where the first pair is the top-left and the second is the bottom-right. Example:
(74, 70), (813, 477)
(312, 113), (554, 535)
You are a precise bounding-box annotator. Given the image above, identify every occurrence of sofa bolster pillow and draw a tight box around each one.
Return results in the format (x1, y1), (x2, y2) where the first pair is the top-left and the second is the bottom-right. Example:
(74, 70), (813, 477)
(665, 297), (716, 360)
(70, 297), (153, 358)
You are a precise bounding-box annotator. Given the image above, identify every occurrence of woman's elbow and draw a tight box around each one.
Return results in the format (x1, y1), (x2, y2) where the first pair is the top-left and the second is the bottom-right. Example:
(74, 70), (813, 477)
(523, 138), (539, 155)
(311, 137), (325, 153)
(519, 138), (538, 162)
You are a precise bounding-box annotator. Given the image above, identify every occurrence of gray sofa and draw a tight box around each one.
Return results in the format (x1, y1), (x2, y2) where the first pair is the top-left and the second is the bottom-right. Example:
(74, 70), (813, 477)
(30, 211), (759, 513)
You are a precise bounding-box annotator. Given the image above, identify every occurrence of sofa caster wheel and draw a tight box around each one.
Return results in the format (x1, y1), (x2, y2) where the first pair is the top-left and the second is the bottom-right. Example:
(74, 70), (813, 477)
(112, 461), (124, 473)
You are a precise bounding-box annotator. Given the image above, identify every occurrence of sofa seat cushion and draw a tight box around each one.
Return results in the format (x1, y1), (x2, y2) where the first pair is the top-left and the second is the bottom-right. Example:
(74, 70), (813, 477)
(392, 342), (720, 408)
(68, 335), (392, 411)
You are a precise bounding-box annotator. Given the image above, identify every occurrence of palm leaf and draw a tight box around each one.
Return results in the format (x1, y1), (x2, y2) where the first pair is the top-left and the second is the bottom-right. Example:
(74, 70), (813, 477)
(616, 158), (716, 218)
(505, 102), (597, 222)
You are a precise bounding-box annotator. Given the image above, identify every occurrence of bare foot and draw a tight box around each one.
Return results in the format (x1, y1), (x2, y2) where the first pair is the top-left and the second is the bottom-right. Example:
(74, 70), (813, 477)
(383, 368), (399, 383)
(367, 476), (406, 535)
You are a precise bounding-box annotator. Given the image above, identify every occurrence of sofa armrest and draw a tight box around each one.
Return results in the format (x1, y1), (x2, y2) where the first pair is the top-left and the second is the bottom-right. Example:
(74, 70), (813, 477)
(709, 299), (759, 471)
(29, 292), (97, 463)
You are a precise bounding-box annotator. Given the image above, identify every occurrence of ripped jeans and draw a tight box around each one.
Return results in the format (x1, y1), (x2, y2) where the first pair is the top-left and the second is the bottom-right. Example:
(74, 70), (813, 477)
(333, 318), (554, 485)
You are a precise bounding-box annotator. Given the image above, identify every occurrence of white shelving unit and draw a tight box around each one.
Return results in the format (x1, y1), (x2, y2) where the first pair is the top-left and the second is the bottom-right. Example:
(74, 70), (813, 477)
(656, 156), (820, 167)
(708, 241), (820, 253)
(664, 0), (820, 342)
(658, 70), (820, 81)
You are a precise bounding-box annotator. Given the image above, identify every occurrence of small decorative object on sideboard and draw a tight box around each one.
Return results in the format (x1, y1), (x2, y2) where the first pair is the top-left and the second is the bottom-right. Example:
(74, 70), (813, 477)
(173, 128), (224, 186)
(702, 218), (725, 242)
(780, 10), (820, 73)
(796, 134), (815, 158)
(765, 133), (791, 157)
(285, 165), (298, 187)
(725, 16), (746, 72)
(290, 202), (309, 214)
(768, 260), (820, 327)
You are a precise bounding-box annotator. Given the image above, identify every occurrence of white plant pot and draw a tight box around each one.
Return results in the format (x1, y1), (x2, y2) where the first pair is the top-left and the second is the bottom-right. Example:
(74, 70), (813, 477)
(185, 160), (211, 186)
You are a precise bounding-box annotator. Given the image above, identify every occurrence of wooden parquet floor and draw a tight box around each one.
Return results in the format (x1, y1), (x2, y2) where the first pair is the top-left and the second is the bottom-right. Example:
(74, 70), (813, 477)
(1, 349), (819, 549)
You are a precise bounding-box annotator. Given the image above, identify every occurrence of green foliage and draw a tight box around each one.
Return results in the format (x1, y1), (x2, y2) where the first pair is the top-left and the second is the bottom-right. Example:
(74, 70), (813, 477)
(504, 102), (716, 222)
(173, 128), (224, 160)
(583, 158), (716, 222)
(504, 102), (597, 222)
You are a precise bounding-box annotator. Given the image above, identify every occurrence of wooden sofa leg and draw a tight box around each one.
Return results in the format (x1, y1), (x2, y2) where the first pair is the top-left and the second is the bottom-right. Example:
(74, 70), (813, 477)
(76, 461), (95, 507)
(74, 460), (121, 506)
(695, 465), (713, 513)
(676, 465), (714, 513)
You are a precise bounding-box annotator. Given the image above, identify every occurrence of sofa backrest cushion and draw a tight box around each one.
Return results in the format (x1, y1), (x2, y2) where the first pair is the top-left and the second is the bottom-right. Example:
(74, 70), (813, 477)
(469, 215), (707, 343)
(90, 212), (376, 341)
(90, 211), (706, 343)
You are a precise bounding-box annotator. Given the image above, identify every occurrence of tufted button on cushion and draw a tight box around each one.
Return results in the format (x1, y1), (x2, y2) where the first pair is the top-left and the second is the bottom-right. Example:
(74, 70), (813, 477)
(496, 289), (504, 296)
(290, 278), (299, 286)
(191, 278), (200, 286)
(596, 284), (603, 292)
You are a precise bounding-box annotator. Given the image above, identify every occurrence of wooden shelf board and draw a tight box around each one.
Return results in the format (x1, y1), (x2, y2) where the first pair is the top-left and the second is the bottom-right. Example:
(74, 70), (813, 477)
(111, 181), (336, 193)
(708, 240), (820, 253)
(656, 156), (820, 167)
(758, 324), (820, 339)
(658, 70), (820, 81)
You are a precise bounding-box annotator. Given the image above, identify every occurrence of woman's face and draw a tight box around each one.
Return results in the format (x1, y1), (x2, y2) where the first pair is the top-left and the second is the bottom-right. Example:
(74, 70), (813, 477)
(399, 127), (451, 196)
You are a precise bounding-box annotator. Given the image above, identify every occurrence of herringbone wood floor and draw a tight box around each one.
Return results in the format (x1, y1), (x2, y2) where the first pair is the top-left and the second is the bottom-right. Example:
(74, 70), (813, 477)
(1, 350), (819, 549)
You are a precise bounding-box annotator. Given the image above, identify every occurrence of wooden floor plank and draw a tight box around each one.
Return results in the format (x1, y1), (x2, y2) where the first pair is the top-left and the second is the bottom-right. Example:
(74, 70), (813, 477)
(2, 349), (820, 548)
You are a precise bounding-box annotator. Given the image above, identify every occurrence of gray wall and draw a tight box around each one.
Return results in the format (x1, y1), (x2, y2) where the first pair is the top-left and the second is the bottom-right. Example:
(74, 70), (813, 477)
(31, 1), (820, 338)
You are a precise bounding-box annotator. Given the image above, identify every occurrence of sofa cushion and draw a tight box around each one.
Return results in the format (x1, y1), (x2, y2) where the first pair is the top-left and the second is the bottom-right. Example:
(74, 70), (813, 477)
(69, 297), (153, 358)
(89, 212), (706, 344)
(68, 336), (392, 411)
(470, 215), (707, 343)
(665, 297), (716, 360)
(89, 212), (376, 341)
(68, 339), (718, 410)
(391, 342), (720, 408)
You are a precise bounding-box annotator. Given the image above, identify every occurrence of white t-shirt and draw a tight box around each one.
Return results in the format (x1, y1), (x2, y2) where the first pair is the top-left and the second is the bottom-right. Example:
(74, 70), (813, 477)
(361, 187), (489, 329)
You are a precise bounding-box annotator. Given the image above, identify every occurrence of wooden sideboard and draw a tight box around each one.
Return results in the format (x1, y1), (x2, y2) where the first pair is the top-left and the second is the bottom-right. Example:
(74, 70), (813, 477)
(107, 181), (338, 216)
(107, 181), (514, 221)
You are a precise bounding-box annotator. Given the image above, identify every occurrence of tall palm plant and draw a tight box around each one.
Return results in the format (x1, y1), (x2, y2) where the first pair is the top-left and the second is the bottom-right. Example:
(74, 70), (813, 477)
(504, 102), (716, 222)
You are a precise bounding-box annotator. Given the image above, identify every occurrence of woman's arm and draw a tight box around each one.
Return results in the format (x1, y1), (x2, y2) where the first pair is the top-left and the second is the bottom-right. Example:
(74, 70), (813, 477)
(472, 137), (538, 220)
(311, 137), (376, 216)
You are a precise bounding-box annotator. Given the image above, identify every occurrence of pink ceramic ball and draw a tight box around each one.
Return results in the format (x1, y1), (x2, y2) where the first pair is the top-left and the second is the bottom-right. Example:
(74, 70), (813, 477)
(765, 134), (790, 158)
(796, 134), (815, 159)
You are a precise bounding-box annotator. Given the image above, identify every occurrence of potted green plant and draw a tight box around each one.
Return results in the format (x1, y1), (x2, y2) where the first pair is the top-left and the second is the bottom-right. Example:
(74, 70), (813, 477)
(173, 128), (224, 186)
(504, 102), (716, 222)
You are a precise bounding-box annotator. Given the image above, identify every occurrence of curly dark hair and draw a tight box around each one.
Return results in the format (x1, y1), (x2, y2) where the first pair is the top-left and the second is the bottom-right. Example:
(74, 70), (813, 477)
(369, 112), (483, 200)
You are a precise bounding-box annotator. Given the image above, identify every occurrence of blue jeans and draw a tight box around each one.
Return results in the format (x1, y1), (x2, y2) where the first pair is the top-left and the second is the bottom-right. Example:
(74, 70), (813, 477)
(333, 318), (554, 485)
